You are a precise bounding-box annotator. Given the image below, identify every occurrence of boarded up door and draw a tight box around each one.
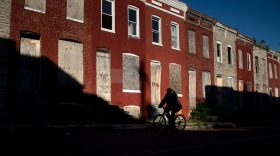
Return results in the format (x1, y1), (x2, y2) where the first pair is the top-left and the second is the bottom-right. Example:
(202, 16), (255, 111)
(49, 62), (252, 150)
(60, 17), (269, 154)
(58, 40), (83, 89)
(151, 61), (161, 110)
(202, 72), (211, 98)
(96, 51), (111, 103)
(188, 70), (196, 109)
(20, 37), (41, 100)
(216, 76), (223, 106)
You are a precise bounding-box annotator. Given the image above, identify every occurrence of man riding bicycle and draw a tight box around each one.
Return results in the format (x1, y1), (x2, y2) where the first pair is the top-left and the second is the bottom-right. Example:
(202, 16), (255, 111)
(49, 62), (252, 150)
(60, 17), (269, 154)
(158, 88), (182, 128)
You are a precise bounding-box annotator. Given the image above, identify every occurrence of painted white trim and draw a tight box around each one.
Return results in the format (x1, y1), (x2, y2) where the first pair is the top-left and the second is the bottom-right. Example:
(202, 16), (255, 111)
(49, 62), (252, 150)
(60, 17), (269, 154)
(145, 2), (185, 19)
(123, 53), (139, 57)
(101, 0), (115, 33)
(171, 21), (180, 50)
(216, 41), (223, 63)
(152, 15), (162, 45)
(151, 0), (162, 7)
(123, 89), (141, 93)
(24, 6), (45, 14)
(151, 60), (161, 64)
(66, 17), (84, 23)
(128, 5), (140, 38)
(170, 7), (180, 14)
(157, 0), (188, 12)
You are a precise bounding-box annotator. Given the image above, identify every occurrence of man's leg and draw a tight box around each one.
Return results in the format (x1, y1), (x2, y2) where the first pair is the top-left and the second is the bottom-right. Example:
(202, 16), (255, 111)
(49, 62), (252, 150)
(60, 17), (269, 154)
(170, 111), (176, 128)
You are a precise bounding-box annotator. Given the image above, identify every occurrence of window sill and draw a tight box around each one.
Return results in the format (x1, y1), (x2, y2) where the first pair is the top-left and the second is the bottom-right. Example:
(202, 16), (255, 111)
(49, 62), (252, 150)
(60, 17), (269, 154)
(177, 94), (183, 97)
(172, 47), (181, 51)
(128, 35), (140, 39)
(101, 28), (116, 33)
(152, 42), (163, 47)
(123, 89), (141, 93)
(24, 6), (45, 14)
(66, 17), (84, 23)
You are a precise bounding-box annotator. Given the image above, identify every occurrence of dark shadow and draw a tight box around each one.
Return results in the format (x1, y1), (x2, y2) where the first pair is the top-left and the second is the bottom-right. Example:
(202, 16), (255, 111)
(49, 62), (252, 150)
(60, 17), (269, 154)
(0, 38), (140, 125)
(205, 85), (280, 126)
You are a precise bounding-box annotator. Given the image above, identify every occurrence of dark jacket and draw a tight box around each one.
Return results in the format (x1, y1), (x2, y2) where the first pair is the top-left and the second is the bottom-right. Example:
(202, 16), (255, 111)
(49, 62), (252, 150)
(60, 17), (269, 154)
(159, 89), (182, 112)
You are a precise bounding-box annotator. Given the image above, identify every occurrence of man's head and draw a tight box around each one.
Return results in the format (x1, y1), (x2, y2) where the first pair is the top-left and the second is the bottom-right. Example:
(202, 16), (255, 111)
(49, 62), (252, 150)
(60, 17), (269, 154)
(167, 88), (173, 93)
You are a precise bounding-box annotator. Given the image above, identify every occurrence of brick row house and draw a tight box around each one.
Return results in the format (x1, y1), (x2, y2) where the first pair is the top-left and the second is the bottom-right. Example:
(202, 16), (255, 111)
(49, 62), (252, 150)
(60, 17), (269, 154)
(1, 0), (279, 121)
(185, 8), (216, 112)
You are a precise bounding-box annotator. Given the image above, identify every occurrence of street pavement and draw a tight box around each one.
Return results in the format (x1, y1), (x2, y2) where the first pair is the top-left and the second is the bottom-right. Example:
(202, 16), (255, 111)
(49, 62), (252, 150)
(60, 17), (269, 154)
(0, 121), (279, 156)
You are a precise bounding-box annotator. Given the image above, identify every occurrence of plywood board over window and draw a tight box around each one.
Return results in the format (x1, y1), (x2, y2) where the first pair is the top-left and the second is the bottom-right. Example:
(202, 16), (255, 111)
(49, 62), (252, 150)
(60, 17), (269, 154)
(188, 30), (196, 55)
(67, 0), (84, 22)
(169, 63), (182, 96)
(202, 35), (209, 58)
(123, 53), (140, 93)
(188, 69), (196, 109)
(202, 72), (211, 98)
(24, 0), (46, 13)
(20, 35), (41, 99)
(97, 50), (111, 103)
(58, 40), (83, 88)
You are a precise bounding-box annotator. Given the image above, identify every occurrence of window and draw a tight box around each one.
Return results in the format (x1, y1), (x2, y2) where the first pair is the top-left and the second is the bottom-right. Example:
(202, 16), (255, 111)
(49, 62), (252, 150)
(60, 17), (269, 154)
(102, 0), (115, 32)
(203, 35), (209, 58)
(123, 53), (140, 93)
(238, 49), (243, 69)
(228, 77), (234, 88)
(238, 80), (244, 92)
(217, 41), (222, 63)
(24, 0), (46, 13)
(152, 16), (162, 45)
(67, 0), (84, 22)
(255, 56), (259, 75)
(275, 88), (279, 98)
(169, 63), (182, 96)
(274, 64), (278, 79)
(247, 53), (251, 71)
(171, 22), (180, 50)
(128, 6), (139, 37)
(269, 63), (273, 79)
(228, 45), (232, 65)
(202, 72), (211, 98)
(188, 30), (196, 54)
(247, 81), (252, 92)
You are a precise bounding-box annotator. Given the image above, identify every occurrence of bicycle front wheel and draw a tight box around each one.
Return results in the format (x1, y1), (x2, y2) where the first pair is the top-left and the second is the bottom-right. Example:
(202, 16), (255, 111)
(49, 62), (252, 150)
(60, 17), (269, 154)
(175, 114), (186, 131)
(152, 114), (166, 131)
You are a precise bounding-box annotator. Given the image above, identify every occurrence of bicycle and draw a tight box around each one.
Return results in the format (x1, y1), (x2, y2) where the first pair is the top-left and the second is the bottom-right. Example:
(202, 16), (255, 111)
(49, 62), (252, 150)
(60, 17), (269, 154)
(152, 108), (187, 131)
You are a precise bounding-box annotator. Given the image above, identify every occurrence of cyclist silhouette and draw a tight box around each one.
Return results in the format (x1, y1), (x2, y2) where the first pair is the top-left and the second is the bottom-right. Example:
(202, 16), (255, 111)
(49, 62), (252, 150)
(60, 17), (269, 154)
(158, 88), (182, 128)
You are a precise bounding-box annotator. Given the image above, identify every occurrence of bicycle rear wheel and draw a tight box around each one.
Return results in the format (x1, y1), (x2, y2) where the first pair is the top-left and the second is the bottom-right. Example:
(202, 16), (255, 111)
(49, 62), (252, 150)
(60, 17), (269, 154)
(175, 114), (186, 131)
(152, 114), (166, 131)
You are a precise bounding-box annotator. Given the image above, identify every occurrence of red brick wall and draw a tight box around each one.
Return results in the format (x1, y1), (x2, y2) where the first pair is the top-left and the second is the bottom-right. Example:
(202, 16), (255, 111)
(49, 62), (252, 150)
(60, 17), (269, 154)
(267, 55), (280, 95)
(235, 38), (254, 92)
(185, 20), (215, 104)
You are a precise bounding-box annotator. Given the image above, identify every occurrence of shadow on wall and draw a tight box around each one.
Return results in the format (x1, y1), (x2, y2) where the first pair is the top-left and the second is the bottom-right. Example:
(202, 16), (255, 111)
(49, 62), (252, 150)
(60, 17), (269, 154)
(0, 38), (142, 125)
(205, 85), (280, 123)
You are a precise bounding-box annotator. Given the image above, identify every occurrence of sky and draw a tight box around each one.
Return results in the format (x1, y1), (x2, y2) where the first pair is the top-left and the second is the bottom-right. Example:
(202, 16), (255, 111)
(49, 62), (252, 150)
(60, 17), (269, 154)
(182, 0), (280, 51)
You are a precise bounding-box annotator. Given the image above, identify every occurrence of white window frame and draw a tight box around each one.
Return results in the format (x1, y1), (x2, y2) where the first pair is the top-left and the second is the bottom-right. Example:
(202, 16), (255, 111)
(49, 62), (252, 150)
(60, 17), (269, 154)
(171, 22), (180, 50)
(128, 5), (140, 38)
(238, 49), (243, 69)
(247, 53), (251, 71)
(122, 53), (141, 93)
(274, 64), (278, 79)
(227, 45), (233, 65)
(24, 0), (46, 13)
(228, 77), (234, 88)
(217, 41), (222, 63)
(152, 15), (162, 46)
(101, 0), (115, 33)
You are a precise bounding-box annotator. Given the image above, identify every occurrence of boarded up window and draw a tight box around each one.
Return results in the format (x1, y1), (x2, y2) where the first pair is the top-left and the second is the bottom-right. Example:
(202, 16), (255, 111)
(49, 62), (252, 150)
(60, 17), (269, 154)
(151, 61), (161, 106)
(202, 35), (209, 58)
(169, 63), (182, 95)
(263, 84), (267, 94)
(123, 53), (140, 92)
(238, 49), (243, 69)
(228, 77), (234, 88)
(97, 51), (111, 102)
(274, 64), (278, 79)
(67, 0), (84, 22)
(188, 30), (196, 55)
(202, 72), (211, 98)
(58, 40), (83, 88)
(246, 81), (252, 92)
(247, 53), (251, 71)
(188, 69), (196, 108)
(24, 0), (46, 13)
(238, 80), (244, 92)
(20, 35), (41, 99)
(275, 88), (279, 98)
(255, 56), (259, 75)
(269, 63), (273, 79)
